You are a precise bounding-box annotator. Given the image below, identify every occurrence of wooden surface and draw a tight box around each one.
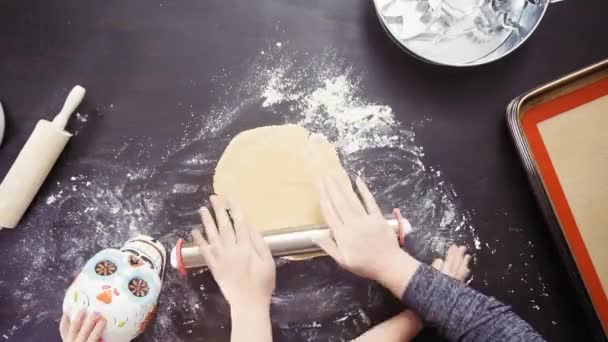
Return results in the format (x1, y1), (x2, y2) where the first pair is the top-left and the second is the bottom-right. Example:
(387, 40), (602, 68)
(0, 0), (607, 341)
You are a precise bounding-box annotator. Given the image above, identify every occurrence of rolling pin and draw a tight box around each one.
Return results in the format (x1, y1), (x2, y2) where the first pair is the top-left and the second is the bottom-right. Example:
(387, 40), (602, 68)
(171, 210), (413, 276)
(0, 86), (86, 229)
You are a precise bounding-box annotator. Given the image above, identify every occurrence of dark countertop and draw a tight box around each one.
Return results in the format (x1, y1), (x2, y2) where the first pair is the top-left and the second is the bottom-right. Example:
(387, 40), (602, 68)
(0, 0), (606, 341)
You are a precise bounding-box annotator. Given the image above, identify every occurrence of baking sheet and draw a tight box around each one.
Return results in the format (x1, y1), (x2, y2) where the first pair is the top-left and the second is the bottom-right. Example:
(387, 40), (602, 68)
(510, 62), (608, 337)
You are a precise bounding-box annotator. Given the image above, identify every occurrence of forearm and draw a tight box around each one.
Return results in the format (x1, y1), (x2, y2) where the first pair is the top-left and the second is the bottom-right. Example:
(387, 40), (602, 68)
(402, 264), (545, 341)
(352, 310), (423, 342)
(374, 250), (421, 299)
(230, 305), (272, 342)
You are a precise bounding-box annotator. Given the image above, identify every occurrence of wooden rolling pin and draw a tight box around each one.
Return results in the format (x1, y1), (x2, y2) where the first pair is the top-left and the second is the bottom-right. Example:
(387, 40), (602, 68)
(0, 86), (85, 229)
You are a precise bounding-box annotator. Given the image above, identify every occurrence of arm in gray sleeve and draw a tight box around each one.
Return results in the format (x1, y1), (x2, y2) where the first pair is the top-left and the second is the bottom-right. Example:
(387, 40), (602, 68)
(402, 264), (545, 341)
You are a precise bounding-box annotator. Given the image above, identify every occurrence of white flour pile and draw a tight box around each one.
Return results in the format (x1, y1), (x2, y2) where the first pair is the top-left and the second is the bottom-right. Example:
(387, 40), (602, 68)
(296, 75), (398, 154)
(251, 46), (479, 261)
(2, 44), (553, 342)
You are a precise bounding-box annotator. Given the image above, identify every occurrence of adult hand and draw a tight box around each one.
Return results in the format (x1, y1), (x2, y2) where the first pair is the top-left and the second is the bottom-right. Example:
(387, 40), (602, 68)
(352, 244), (472, 342)
(314, 176), (420, 298)
(191, 195), (276, 309)
(59, 310), (106, 342)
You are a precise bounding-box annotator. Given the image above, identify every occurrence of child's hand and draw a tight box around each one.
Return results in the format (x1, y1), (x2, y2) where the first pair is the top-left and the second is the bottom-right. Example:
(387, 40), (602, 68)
(314, 177), (420, 297)
(191, 196), (276, 309)
(59, 310), (106, 342)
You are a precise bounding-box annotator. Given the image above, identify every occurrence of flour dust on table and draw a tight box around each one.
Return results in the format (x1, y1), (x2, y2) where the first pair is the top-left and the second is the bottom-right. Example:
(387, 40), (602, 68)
(3, 44), (483, 341)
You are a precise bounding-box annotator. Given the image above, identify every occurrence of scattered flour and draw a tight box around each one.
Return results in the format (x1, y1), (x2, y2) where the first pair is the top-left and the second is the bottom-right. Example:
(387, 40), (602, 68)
(75, 113), (88, 123)
(474, 237), (482, 250)
(3, 45), (493, 341)
(299, 76), (397, 154)
(251, 48), (477, 261)
(45, 195), (57, 205)
(263, 72), (399, 153)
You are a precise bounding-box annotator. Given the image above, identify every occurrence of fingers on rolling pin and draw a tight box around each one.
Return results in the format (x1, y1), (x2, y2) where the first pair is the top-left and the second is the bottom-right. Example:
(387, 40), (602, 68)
(355, 176), (382, 216)
(210, 196), (236, 245)
(200, 207), (221, 246)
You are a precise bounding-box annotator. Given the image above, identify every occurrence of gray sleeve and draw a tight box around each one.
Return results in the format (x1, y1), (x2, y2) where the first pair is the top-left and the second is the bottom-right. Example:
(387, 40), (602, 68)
(401, 264), (545, 342)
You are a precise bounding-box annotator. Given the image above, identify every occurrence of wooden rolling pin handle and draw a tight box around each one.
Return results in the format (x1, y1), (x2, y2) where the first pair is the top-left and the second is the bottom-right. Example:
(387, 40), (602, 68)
(52, 85), (86, 130)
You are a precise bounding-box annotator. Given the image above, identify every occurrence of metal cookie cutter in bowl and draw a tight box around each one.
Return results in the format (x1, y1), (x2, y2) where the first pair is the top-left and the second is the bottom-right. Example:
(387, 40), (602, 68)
(374, 0), (562, 66)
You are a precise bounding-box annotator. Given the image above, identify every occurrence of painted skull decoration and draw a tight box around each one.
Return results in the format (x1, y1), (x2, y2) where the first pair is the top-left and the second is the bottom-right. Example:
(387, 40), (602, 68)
(63, 235), (166, 342)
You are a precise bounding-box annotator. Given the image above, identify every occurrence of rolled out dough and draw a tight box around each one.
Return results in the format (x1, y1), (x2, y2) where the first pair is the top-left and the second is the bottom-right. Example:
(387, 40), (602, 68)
(213, 124), (350, 259)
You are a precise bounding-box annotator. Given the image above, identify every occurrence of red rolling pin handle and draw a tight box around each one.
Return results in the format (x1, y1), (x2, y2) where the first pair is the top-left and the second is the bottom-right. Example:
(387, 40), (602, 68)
(175, 238), (187, 276)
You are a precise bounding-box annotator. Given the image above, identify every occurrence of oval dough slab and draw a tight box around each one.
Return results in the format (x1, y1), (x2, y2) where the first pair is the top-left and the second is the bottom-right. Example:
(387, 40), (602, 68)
(213, 124), (351, 260)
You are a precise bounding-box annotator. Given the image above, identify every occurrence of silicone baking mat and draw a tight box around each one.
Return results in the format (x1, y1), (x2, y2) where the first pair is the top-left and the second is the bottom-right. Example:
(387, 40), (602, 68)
(520, 76), (608, 335)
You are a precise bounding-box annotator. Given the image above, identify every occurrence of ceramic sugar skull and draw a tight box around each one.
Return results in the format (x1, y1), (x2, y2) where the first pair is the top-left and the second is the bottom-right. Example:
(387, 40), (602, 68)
(63, 235), (166, 342)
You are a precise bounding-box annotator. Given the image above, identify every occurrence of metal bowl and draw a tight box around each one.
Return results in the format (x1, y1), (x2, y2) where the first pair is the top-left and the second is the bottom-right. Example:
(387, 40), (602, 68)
(373, 0), (550, 66)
